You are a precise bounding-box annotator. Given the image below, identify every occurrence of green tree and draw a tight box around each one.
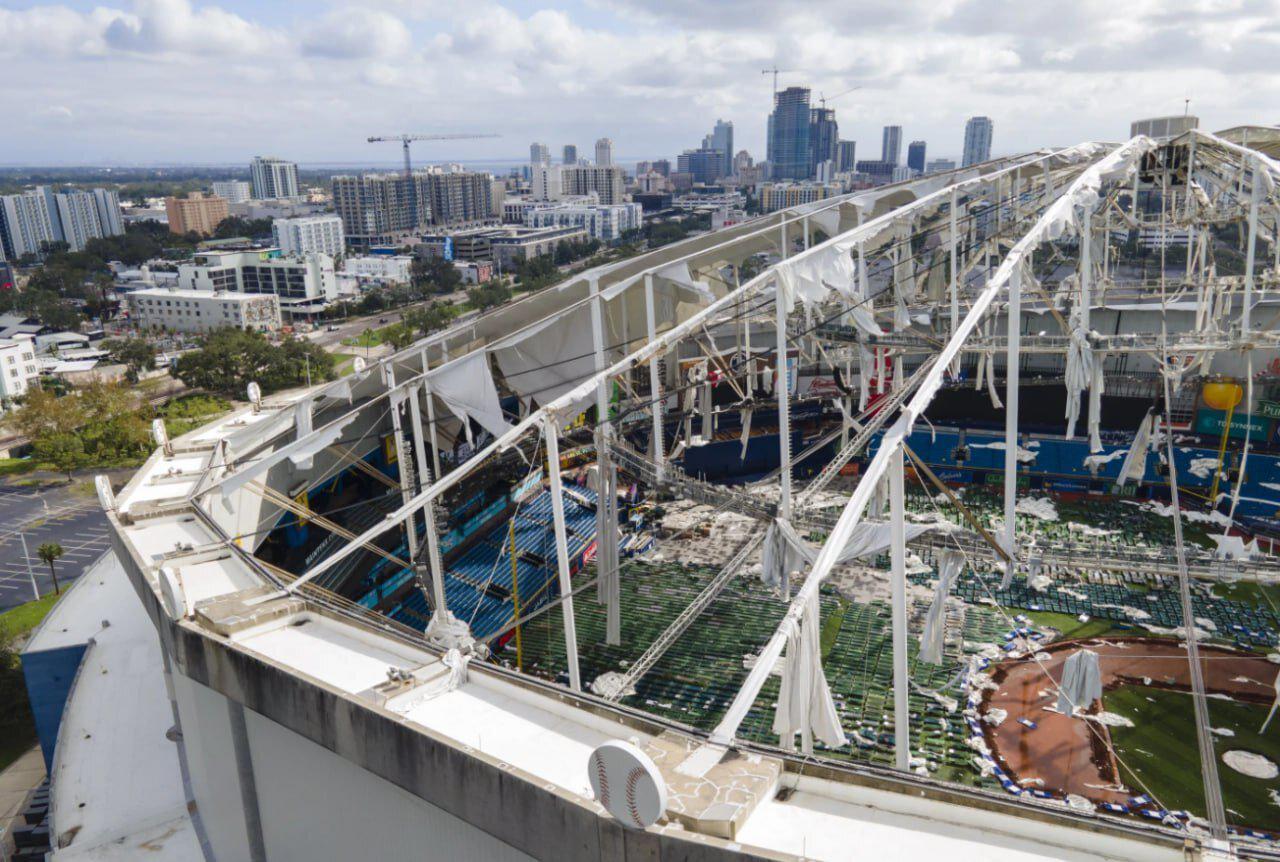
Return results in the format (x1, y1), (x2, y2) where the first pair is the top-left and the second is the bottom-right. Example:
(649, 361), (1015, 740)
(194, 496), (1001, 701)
(411, 257), (463, 295)
(382, 322), (418, 351)
(103, 337), (155, 382)
(174, 328), (335, 397)
(33, 433), (89, 482)
(466, 281), (512, 311)
(403, 302), (457, 337)
(37, 543), (64, 595)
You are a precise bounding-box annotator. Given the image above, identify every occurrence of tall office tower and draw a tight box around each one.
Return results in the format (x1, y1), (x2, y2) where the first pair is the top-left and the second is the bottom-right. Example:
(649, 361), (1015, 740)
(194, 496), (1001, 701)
(651, 159), (671, 177)
(211, 181), (252, 204)
(706, 120), (734, 180)
(881, 126), (903, 165)
(595, 138), (614, 167)
(677, 149), (725, 185)
(250, 157), (300, 200)
(52, 190), (104, 252)
(907, 141), (927, 175)
(92, 189), (125, 236)
(836, 140), (857, 173)
(0, 189), (58, 260)
(767, 86), (812, 181)
(530, 142), (550, 167)
(809, 108), (839, 178)
(733, 150), (754, 176)
(562, 144), (578, 165)
(962, 116), (994, 166)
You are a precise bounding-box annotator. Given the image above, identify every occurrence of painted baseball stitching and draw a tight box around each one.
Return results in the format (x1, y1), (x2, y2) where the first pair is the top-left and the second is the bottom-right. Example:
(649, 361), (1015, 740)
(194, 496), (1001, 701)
(625, 766), (646, 827)
(593, 752), (611, 810)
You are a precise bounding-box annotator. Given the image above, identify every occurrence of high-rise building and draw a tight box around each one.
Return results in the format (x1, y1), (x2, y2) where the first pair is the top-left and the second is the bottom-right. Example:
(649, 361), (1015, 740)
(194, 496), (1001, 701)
(561, 166), (626, 204)
(881, 126), (903, 165)
(212, 181), (252, 204)
(962, 117), (993, 167)
(706, 120), (734, 180)
(562, 144), (578, 165)
(836, 140), (857, 173)
(926, 158), (957, 174)
(422, 172), (501, 227)
(0, 189), (58, 261)
(165, 192), (230, 236)
(907, 141), (927, 175)
(91, 189), (125, 236)
(733, 150), (754, 177)
(809, 108), (839, 179)
(651, 159), (671, 177)
(594, 138), (614, 167)
(532, 165), (563, 202)
(677, 149), (725, 185)
(759, 181), (842, 212)
(250, 157), (300, 200)
(331, 173), (427, 248)
(530, 143), (550, 167)
(52, 190), (103, 252)
(272, 215), (345, 257)
(767, 87), (812, 181)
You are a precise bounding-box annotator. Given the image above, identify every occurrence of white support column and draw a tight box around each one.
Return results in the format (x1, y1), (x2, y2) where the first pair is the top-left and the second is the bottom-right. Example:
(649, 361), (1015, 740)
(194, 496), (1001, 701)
(589, 276), (620, 646)
(1244, 155), (1261, 335)
(383, 364), (418, 560)
(1080, 208), (1092, 333)
(543, 415), (582, 692)
(949, 188), (959, 373)
(779, 216), (788, 261)
(775, 276), (792, 524)
(644, 274), (665, 483)
(1001, 265), (1022, 586)
(889, 444), (910, 772)
(802, 214), (810, 250)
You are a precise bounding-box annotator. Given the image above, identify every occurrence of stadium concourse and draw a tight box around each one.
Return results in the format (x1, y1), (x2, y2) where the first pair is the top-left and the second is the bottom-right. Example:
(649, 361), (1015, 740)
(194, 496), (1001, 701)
(32, 127), (1280, 860)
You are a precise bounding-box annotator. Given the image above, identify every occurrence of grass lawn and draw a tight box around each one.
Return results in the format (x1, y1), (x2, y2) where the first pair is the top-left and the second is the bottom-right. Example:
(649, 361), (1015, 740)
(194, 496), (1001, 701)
(1, 592), (63, 638)
(341, 327), (390, 349)
(331, 352), (358, 376)
(1022, 609), (1138, 642)
(1107, 685), (1280, 830)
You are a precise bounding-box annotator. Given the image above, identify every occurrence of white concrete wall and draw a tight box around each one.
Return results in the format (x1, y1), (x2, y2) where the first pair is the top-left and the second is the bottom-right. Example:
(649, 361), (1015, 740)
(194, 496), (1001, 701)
(242, 702), (534, 862)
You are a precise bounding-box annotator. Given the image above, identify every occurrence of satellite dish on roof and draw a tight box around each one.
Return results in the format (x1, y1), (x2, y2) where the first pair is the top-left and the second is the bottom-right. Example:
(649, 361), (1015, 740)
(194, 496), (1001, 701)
(587, 740), (667, 830)
(247, 381), (262, 411)
(352, 356), (367, 374)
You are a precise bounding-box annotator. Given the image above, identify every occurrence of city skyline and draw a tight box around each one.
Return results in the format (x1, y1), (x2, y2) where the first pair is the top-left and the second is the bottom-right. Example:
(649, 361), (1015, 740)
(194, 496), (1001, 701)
(1, 0), (1265, 166)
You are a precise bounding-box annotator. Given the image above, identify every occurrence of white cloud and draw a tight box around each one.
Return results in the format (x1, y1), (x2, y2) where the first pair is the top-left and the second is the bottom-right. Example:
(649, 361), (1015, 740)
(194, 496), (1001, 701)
(1, 0), (1279, 164)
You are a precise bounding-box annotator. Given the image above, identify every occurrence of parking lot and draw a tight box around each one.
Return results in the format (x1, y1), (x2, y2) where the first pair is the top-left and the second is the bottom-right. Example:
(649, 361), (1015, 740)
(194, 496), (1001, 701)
(0, 484), (111, 612)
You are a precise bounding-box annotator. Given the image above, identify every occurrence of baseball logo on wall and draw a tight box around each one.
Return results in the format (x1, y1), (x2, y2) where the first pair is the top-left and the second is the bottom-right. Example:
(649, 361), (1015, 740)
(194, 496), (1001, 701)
(586, 740), (668, 829)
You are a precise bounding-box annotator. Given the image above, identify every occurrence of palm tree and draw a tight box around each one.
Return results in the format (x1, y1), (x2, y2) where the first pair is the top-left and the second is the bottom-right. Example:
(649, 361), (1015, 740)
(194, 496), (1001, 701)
(37, 542), (64, 595)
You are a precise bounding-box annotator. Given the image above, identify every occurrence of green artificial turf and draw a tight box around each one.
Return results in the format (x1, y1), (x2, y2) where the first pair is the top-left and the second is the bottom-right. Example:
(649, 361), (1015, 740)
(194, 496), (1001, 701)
(1022, 609), (1132, 642)
(1107, 685), (1280, 830)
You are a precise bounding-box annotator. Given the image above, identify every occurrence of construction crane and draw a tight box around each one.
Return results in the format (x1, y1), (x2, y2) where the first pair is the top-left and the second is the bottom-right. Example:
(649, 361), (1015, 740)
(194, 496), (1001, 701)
(366, 132), (499, 226)
(817, 85), (862, 109)
(761, 67), (793, 96)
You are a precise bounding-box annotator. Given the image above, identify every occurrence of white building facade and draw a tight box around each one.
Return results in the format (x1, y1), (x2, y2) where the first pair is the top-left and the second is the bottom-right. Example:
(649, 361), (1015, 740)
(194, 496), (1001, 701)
(343, 255), (413, 285)
(0, 338), (39, 406)
(272, 216), (345, 257)
(250, 157), (300, 200)
(524, 201), (641, 241)
(211, 181), (252, 204)
(128, 287), (281, 334)
(177, 250), (339, 314)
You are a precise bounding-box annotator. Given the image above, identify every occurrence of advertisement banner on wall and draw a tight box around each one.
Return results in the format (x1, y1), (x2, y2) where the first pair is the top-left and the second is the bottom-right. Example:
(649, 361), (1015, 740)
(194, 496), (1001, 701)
(1194, 408), (1273, 441)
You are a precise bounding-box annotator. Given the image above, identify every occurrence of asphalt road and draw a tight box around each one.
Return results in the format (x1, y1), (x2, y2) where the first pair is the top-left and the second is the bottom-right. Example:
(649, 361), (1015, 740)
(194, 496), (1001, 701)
(0, 485), (111, 612)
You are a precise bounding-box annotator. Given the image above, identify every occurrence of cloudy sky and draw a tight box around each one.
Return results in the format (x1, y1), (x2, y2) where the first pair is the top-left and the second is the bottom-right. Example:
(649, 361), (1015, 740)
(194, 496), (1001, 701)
(2, 0), (1277, 166)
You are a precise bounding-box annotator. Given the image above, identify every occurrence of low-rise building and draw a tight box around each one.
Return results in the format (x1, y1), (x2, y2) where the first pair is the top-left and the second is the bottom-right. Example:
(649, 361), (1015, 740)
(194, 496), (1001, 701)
(343, 255), (413, 285)
(417, 225), (588, 269)
(177, 249), (338, 316)
(272, 216), (345, 257)
(454, 260), (495, 284)
(759, 182), (842, 213)
(0, 338), (39, 407)
(211, 181), (252, 204)
(128, 287), (281, 334)
(523, 200), (641, 241)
